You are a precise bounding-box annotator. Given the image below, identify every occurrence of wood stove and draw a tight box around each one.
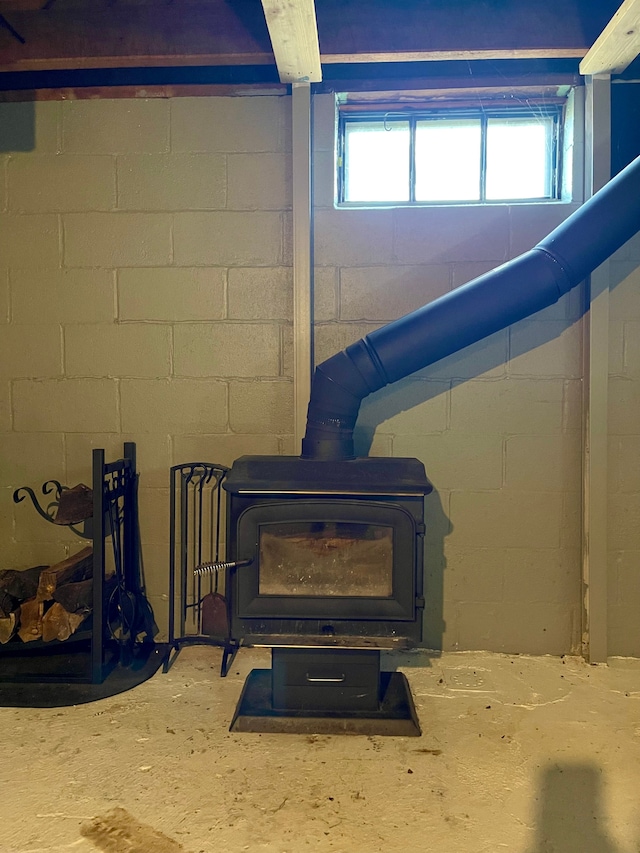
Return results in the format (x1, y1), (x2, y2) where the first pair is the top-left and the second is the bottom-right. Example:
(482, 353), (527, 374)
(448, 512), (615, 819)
(224, 455), (431, 734)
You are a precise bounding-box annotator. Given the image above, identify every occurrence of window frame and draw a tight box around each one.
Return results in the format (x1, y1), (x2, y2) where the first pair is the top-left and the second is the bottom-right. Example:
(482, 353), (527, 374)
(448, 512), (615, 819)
(337, 104), (564, 207)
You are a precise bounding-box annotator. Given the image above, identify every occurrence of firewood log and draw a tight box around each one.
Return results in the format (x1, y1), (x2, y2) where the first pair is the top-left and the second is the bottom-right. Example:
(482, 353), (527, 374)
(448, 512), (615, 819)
(18, 597), (44, 642)
(0, 610), (19, 644)
(42, 602), (88, 643)
(0, 565), (46, 604)
(37, 546), (92, 602)
(53, 578), (92, 614)
(53, 483), (93, 525)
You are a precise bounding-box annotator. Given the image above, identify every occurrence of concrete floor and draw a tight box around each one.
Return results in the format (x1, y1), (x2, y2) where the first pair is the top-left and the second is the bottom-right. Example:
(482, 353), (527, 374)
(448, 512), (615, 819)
(1, 646), (640, 853)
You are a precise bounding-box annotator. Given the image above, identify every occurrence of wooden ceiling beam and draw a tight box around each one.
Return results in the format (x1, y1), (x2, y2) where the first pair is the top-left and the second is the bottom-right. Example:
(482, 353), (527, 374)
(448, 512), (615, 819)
(260, 0), (321, 82)
(580, 0), (640, 75)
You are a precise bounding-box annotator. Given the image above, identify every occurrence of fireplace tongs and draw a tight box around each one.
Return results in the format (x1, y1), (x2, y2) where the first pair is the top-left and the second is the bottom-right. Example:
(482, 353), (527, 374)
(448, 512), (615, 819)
(194, 559), (252, 577)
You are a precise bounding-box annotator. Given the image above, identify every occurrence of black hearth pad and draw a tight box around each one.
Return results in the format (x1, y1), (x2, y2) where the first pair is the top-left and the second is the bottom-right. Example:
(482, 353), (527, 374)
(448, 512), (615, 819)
(0, 644), (167, 708)
(230, 669), (421, 736)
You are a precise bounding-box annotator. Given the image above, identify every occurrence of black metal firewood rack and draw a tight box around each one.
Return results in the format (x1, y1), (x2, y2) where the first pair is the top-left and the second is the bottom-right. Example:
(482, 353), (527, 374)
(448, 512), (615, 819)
(164, 462), (240, 677)
(3, 442), (152, 685)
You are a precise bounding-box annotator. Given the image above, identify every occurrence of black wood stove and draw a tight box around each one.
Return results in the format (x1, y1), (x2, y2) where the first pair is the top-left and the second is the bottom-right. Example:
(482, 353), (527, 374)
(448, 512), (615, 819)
(224, 455), (431, 735)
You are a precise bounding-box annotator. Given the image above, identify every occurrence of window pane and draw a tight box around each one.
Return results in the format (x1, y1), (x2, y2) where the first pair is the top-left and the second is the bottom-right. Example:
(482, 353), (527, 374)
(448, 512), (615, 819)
(415, 119), (481, 201)
(344, 120), (410, 202)
(486, 117), (552, 199)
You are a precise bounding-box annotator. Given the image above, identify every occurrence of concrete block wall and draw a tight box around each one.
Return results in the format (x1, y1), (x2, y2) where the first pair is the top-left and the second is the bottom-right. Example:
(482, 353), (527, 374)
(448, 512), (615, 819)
(313, 94), (584, 655)
(0, 97), (293, 634)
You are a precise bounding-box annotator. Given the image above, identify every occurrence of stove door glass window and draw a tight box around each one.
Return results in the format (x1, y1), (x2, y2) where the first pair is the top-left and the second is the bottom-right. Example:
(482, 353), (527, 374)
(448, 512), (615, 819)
(258, 521), (393, 597)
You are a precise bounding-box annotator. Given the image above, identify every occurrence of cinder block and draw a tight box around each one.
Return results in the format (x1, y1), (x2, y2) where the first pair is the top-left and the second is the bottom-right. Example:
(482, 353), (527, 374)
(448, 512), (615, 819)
(609, 435), (640, 493)
(394, 433), (503, 491)
(0, 102), (60, 153)
(509, 319), (582, 378)
(137, 487), (170, 545)
(361, 378), (448, 437)
(65, 323), (171, 378)
(0, 326), (62, 378)
(623, 320), (640, 375)
(228, 267), (292, 320)
(609, 261), (640, 320)
(63, 212), (172, 268)
(65, 433), (171, 490)
(117, 154), (226, 211)
(450, 378), (565, 435)
(612, 230), (640, 262)
(609, 493), (640, 550)
(502, 548), (580, 604)
(508, 202), (576, 256)
(0, 488), (12, 544)
(423, 329), (508, 381)
(173, 323), (280, 378)
(120, 379), (227, 434)
(505, 434), (581, 492)
(173, 212), (281, 266)
(608, 549), (640, 606)
(171, 96), (287, 153)
(314, 267), (337, 322)
(13, 378), (119, 432)
(172, 433), (281, 468)
(560, 491), (581, 551)
(8, 154), (116, 212)
(281, 324), (293, 377)
(312, 94), (337, 153)
(2, 539), (71, 572)
(118, 267), (225, 322)
(394, 206), (509, 265)
(227, 153), (291, 210)
(340, 264), (450, 321)
(423, 488), (451, 546)
(314, 208), (394, 267)
(0, 381), (10, 431)
(443, 546), (505, 602)
(0, 214), (59, 267)
(608, 605), (640, 657)
(0, 433), (65, 488)
(609, 320), (624, 375)
(12, 268), (115, 325)
(62, 99), (169, 154)
(449, 490), (563, 549)
(563, 378), (582, 432)
(609, 377), (640, 434)
(228, 380), (293, 434)
(456, 601), (576, 654)
(313, 322), (382, 366)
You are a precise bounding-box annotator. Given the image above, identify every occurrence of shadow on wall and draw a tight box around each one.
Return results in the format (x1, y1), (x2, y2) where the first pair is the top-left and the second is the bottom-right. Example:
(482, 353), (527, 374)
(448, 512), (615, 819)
(0, 102), (35, 151)
(526, 763), (629, 853)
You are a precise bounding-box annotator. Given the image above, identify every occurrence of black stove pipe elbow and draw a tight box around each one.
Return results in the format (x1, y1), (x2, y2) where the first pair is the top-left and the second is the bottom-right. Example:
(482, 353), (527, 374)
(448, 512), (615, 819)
(301, 153), (640, 461)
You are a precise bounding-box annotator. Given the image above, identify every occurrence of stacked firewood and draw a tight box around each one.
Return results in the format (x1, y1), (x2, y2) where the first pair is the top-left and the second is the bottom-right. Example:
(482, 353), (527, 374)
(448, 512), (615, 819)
(0, 547), (93, 644)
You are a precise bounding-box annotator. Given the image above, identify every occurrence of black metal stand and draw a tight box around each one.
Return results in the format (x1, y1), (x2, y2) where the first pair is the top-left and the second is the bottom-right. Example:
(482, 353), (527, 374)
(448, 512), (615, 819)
(164, 462), (240, 678)
(4, 443), (157, 691)
(230, 648), (421, 736)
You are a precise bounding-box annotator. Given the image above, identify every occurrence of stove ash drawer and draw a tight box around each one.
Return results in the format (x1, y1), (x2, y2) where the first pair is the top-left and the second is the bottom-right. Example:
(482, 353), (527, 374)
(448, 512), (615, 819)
(272, 648), (381, 712)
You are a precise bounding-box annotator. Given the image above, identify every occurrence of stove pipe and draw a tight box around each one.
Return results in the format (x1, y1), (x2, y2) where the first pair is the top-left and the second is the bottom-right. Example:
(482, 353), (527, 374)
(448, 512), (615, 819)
(301, 153), (640, 461)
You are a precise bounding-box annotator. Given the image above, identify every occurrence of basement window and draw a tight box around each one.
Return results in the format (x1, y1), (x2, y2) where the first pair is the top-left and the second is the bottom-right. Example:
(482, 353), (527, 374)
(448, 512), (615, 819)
(337, 103), (565, 205)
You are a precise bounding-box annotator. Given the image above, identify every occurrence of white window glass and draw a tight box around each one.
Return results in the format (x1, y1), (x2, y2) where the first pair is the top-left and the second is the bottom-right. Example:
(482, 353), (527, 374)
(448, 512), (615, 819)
(486, 117), (552, 200)
(344, 120), (410, 202)
(415, 119), (481, 201)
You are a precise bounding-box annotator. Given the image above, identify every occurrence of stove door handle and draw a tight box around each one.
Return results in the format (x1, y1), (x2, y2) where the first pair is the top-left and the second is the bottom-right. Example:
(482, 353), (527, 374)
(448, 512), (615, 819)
(305, 673), (346, 683)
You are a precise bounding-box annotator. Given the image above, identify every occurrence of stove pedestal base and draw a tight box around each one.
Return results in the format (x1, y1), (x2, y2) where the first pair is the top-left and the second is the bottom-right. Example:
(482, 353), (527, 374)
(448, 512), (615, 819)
(229, 668), (421, 736)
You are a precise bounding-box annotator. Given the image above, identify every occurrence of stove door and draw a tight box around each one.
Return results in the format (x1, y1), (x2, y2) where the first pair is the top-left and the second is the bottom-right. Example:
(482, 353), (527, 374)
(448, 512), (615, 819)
(235, 500), (417, 620)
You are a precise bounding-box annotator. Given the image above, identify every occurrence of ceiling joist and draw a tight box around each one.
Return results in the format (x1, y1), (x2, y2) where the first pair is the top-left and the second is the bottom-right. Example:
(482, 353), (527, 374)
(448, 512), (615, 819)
(260, 0), (321, 83)
(580, 0), (640, 75)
